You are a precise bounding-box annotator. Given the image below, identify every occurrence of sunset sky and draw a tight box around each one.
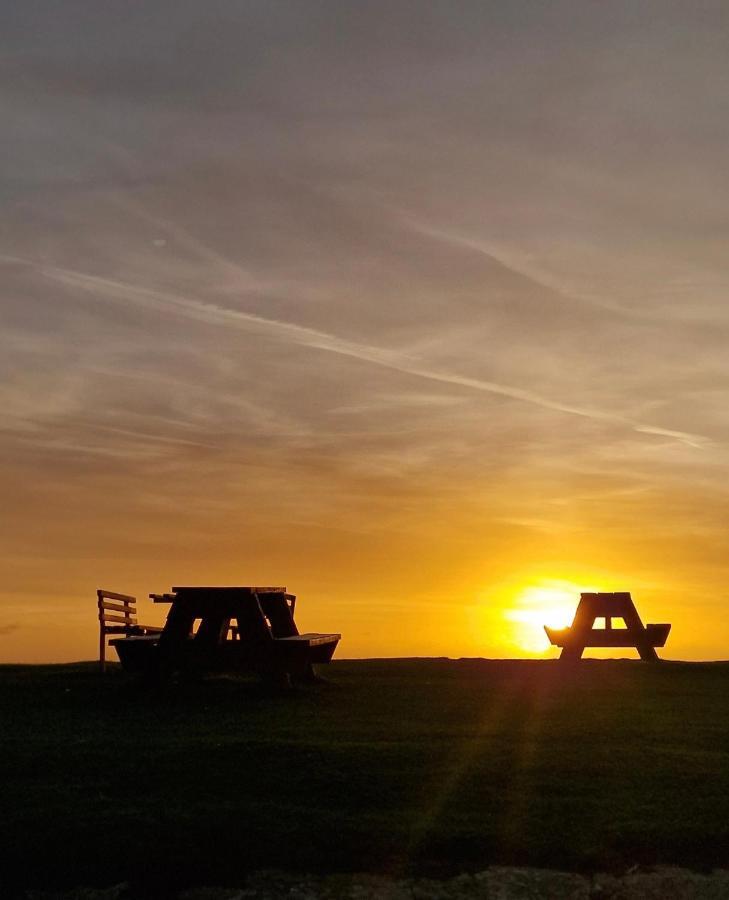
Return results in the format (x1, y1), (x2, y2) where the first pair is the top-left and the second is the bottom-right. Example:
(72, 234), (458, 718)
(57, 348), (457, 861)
(2, 2), (729, 662)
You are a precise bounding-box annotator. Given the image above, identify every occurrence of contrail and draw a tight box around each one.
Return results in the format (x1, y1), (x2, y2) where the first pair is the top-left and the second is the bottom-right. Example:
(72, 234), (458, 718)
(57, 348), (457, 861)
(402, 217), (651, 320)
(0, 253), (707, 448)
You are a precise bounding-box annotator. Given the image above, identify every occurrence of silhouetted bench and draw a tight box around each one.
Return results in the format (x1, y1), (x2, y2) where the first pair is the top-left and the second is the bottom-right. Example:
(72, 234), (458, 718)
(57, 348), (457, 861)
(97, 589), (163, 673)
(544, 592), (671, 661)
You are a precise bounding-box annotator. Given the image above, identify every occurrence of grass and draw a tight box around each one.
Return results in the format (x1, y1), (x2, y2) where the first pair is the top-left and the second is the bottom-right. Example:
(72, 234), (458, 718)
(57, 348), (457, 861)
(2, 658), (729, 892)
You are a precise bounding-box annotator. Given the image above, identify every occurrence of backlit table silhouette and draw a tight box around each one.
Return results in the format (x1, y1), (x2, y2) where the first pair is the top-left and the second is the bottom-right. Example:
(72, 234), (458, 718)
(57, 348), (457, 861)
(149, 586), (340, 683)
(544, 592), (671, 661)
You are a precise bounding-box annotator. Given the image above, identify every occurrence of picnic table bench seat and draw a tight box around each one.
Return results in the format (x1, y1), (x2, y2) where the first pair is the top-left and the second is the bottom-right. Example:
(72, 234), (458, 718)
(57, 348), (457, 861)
(274, 632), (341, 663)
(108, 633), (161, 672)
(545, 622), (671, 649)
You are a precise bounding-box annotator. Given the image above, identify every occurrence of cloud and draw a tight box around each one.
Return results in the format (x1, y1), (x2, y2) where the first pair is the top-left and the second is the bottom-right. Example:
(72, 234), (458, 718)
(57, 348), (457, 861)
(401, 217), (650, 320)
(1, 254), (708, 449)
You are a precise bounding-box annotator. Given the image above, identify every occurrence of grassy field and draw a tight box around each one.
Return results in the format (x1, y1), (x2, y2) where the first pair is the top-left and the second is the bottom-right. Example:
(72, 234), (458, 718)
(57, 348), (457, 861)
(2, 658), (729, 892)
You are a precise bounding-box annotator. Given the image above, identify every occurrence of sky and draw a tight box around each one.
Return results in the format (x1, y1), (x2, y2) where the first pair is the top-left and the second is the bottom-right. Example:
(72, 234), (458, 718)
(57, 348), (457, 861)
(2, 1), (729, 662)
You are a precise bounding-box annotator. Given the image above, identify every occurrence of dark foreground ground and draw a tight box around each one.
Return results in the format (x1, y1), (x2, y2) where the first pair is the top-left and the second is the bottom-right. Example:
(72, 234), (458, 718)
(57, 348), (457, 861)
(2, 659), (729, 894)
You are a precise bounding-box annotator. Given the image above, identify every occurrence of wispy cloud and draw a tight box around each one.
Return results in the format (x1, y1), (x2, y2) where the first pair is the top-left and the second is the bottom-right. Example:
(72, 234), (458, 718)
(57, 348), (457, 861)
(1, 254), (707, 448)
(401, 217), (650, 320)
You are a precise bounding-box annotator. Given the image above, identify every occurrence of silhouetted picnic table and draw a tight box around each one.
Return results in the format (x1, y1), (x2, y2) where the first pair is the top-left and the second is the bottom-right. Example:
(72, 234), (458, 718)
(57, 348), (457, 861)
(545, 591), (671, 661)
(144, 586), (340, 684)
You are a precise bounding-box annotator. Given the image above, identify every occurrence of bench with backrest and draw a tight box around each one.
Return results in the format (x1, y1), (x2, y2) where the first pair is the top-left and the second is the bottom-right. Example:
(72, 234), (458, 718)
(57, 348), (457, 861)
(544, 591), (671, 661)
(97, 589), (163, 672)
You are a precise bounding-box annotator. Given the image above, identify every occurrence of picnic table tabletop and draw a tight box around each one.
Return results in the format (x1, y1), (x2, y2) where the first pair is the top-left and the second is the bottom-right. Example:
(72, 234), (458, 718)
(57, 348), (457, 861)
(150, 586), (287, 602)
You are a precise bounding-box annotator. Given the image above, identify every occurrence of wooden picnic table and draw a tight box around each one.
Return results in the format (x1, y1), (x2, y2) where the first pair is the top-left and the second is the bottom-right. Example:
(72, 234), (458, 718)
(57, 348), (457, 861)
(545, 592), (671, 661)
(145, 586), (340, 684)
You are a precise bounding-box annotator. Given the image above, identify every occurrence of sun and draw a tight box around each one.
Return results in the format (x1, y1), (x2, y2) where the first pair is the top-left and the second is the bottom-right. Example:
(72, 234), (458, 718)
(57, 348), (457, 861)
(503, 580), (583, 654)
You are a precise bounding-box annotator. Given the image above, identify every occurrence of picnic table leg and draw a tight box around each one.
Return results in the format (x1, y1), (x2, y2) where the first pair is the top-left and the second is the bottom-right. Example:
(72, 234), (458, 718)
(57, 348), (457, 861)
(619, 596), (660, 661)
(187, 614), (231, 677)
(636, 642), (660, 661)
(559, 643), (584, 661)
(155, 602), (195, 680)
(558, 596), (594, 660)
(295, 663), (326, 683)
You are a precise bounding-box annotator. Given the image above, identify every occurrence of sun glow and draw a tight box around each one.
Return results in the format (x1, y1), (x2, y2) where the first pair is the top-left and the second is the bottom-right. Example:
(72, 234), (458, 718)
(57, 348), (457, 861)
(503, 581), (584, 654)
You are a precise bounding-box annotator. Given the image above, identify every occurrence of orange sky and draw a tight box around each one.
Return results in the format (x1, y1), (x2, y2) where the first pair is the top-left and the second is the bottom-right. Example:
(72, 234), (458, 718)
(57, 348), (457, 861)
(2, 3), (729, 663)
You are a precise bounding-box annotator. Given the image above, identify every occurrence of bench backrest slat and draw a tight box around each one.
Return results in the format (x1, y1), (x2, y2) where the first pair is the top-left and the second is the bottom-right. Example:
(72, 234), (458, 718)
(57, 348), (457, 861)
(100, 600), (134, 614)
(97, 589), (139, 672)
(98, 589), (136, 604)
(102, 612), (138, 625)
